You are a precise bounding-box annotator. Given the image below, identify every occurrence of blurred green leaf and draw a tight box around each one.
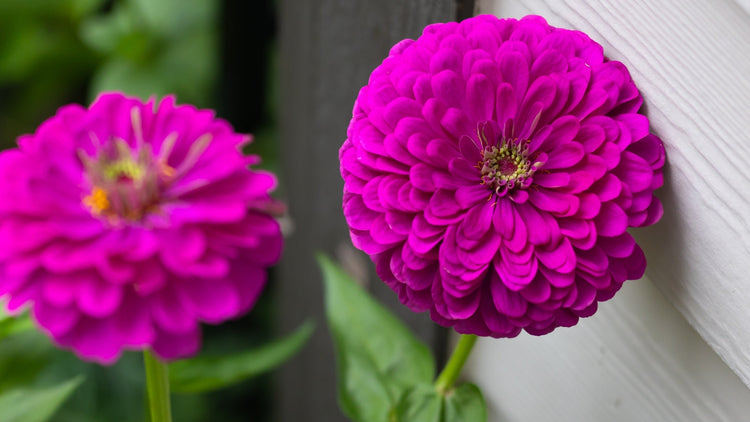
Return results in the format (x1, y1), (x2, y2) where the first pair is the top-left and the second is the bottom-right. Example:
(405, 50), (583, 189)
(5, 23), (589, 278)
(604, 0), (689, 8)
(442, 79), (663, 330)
(0, 0), (102, 16)
(319, 254), (435, 422)
(88, 58), (165, 101)
(392, 382), (487, 422)
(0, 0), (101, 144)
(0, 330), (55, 393)
(131, 0), (216, 38)
(0, 22), (51, 81)
(169, 321), (314, 394)
(392, 385), (442, 422)
(68, 0), (107, 19)
(78, 0), (217, 105)
(443, 383), (487, 422)
(79, 4), (137, 54)
(156, 29), (216, 105)
(0, 0), (65, 16)
(87, 12), (216, 106)
(0, 310), (35, 340)
(0, 376), (83, 422)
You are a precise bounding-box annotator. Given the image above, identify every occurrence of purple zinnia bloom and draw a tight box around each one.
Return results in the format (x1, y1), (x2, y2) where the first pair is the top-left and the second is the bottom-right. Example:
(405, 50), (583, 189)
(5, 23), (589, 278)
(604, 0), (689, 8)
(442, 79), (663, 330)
(0, 92), (283, 363)
(340, 15), (665, 337)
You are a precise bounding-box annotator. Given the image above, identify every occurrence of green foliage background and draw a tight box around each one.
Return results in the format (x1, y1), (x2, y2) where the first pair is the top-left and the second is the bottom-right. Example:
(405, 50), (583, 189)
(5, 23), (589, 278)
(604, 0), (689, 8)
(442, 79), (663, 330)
(0, 1), (280, 421)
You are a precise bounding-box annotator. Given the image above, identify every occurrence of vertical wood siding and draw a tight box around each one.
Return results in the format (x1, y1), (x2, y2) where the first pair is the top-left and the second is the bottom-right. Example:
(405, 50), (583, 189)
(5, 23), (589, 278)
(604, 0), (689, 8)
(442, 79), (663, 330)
(277, 0), (750, 419)
(467, 0), (750, 420)
(463, 276), (750, 421)
(477, 0), (750, 389)
(276, 1), (459, 420)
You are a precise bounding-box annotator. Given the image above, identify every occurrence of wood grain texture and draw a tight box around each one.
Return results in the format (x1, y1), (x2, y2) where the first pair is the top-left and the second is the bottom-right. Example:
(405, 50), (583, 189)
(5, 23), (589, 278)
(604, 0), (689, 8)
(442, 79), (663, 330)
(468, 0), (750, 418)
(276, 1), (456, 421)
(461, 276), (750, 421)
(480, 0), (750, 386)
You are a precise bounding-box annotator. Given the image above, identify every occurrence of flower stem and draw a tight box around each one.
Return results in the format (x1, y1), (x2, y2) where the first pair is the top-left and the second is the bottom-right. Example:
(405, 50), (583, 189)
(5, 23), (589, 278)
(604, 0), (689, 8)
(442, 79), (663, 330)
(144, 350), (172, 422)
(434, 334), (478, 395)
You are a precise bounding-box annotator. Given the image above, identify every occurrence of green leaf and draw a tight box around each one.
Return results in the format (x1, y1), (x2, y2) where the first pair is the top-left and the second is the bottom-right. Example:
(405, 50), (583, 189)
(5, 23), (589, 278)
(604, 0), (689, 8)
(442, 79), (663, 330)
(0, 376), (83, 422)
(68, 0), (108, 19)
(131, 0), (216, 38)
(0, 23), (50, 81)
(88, 58), (167, 101)
(0, 331), (55, 393)
(0, 310), (35, 340)
(443, 383), (487, 422)
(169, 321), (314, 394)
(88, 26), (216, 107)
(78, 5), (137, 54)
(392, 382), (487, 422)
(391, 385), (442, 422)
(0, 305), (9, 322)
(319, 254), (435, 422)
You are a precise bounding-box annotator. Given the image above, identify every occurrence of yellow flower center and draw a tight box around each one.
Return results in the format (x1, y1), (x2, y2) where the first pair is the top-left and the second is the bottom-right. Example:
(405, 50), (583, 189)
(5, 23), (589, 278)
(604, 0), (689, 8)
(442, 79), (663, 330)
(103, 157), (144, 182)
(83, 186), (110, 215)
(79, 107), (211, 225)
(479, 138), (539, 194)
(481, 143), (533, 183)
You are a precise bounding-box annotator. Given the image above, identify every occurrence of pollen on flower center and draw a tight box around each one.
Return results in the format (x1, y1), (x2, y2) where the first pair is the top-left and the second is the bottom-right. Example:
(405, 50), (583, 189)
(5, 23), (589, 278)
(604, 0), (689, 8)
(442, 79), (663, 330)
(474, 121), (545, 196)
(79, 108), (212, 224)
(103, 157), (144, 182)
(479, 138), (544, 197)
(480, 141), (533, 192)
(83, 186), (110, 215)
(80, 142), (165, 223)
(484, 141), (530, 175)
(496, 157), (520, 176)
(79, 107), (186, 223)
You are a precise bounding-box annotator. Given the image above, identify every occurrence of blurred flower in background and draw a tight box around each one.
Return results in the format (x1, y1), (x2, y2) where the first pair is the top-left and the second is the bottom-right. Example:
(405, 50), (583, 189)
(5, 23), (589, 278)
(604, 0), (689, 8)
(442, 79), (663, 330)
(0, 92), (283, 363)
(0, 1), (279, 421)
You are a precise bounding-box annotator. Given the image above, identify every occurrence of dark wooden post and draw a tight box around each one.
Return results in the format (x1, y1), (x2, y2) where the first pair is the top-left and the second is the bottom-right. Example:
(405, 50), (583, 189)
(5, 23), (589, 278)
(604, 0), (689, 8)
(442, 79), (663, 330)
(276, 1), (472, 420)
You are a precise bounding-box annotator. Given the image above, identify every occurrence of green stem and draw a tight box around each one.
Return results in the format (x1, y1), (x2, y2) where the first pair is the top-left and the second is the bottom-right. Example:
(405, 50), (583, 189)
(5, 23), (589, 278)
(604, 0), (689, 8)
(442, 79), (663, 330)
(434, 334), (478, 395)
(144, 350), (172, 422)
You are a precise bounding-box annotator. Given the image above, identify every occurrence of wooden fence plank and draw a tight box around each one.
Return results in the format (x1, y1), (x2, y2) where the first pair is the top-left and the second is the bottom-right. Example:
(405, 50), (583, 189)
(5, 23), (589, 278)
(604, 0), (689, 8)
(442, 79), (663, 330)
(275, 1), (460, 420)
(479, 0), (750, 389)
(462, 276), (750, 421)
(468, 0), (750, 419)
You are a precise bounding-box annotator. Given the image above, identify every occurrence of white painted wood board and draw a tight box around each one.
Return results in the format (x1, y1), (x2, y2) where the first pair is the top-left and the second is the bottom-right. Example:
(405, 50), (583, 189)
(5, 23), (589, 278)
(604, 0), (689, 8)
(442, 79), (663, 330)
(461, 276), (750, 421)
(475, 0), (750, 390)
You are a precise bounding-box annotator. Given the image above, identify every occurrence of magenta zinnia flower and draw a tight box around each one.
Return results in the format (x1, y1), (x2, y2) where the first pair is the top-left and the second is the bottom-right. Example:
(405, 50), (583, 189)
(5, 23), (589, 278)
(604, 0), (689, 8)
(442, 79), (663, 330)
(340, 15), (665, 337)
(0, 92), (282, 363)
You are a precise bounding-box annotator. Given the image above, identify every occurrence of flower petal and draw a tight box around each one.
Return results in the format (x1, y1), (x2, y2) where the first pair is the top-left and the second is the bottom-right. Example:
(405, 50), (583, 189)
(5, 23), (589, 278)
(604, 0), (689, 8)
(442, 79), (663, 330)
(490, 275), (529, 317)
(595, 202), (628, 237)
